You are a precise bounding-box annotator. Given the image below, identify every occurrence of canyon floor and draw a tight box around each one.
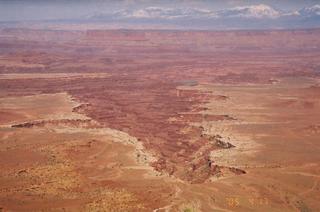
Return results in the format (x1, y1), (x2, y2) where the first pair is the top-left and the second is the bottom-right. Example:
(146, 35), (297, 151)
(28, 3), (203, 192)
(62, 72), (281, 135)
(0, 28), (320, 211)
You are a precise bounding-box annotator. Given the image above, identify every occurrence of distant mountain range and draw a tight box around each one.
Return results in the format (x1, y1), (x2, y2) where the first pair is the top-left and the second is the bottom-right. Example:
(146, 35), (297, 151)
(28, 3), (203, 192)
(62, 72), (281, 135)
(86, 4), (320, 29)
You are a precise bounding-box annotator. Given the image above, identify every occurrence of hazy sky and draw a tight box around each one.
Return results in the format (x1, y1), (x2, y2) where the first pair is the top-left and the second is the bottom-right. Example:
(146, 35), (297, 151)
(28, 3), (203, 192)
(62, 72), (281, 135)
(1, 0), (320, 21)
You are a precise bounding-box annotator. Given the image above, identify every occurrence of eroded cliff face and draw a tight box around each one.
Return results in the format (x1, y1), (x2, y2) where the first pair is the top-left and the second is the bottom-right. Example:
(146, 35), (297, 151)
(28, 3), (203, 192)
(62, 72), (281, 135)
(1, 28), (320, 183)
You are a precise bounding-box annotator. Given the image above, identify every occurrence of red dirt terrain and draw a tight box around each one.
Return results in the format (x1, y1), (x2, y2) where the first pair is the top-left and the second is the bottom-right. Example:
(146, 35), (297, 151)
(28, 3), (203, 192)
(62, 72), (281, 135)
(0, 28), (320, 211)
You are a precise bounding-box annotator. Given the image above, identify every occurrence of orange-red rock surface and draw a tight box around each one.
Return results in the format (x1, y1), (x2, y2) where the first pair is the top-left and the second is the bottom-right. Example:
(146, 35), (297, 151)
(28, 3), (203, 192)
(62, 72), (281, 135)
(1, 28), (320, 211)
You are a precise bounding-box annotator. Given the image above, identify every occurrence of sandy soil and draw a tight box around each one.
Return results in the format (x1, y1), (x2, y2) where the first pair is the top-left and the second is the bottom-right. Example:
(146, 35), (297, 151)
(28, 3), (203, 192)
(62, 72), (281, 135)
(0, 93), (176, 211)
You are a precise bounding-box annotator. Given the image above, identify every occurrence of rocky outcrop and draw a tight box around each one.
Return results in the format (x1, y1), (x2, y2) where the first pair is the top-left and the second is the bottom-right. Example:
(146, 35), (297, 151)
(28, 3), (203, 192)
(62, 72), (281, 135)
(215, 139), (235, 149)
(11, 119), (100, 129)
(205, 134), (236, 149)
(72, 103), (91, 114)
